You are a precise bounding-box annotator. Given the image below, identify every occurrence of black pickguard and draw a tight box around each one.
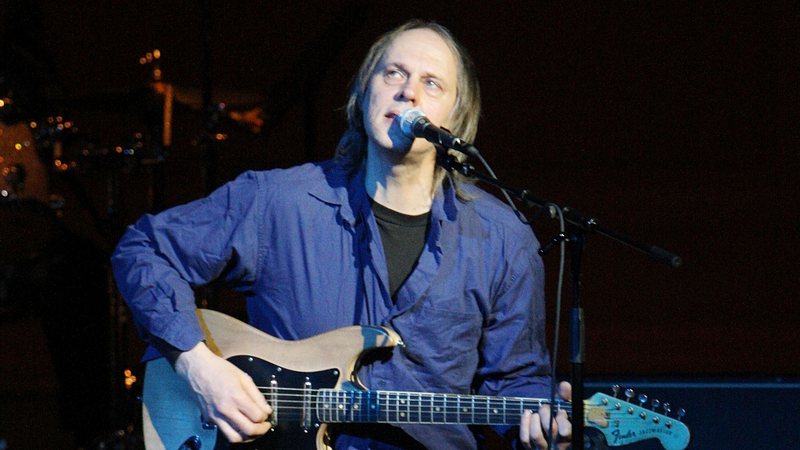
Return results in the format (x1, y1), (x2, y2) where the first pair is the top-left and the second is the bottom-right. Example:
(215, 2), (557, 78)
(212, 355), (340, 450)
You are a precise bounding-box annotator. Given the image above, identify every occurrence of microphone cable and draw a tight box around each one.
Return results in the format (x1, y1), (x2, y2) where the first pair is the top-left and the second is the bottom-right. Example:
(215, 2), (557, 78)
(465, 146), (568, 450)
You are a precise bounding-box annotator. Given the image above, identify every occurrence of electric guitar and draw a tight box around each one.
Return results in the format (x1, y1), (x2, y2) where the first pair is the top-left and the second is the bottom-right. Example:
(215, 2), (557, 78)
(142, 309), (690, 449)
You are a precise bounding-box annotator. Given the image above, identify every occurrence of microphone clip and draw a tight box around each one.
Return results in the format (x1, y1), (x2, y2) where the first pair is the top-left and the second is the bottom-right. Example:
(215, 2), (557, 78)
(435, 145), (474, 176)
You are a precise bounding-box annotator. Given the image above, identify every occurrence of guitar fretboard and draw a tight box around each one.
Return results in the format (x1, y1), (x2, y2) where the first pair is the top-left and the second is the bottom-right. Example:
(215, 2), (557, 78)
(315, 389), (571, 425)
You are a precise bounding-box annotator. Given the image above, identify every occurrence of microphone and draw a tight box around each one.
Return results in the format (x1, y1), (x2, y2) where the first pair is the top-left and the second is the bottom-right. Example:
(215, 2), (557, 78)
(398, 108), (480, 158)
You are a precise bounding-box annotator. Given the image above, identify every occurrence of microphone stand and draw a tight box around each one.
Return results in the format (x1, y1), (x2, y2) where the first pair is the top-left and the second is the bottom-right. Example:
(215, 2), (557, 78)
(436, 151), (681, 449)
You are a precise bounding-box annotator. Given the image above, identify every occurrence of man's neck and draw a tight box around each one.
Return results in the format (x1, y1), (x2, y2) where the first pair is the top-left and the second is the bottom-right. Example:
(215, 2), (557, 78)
(364, 147), (437, 216)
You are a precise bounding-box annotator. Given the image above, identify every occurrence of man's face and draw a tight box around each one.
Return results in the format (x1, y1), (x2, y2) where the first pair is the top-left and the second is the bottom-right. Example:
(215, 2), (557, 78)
(362, 28), (459, 156)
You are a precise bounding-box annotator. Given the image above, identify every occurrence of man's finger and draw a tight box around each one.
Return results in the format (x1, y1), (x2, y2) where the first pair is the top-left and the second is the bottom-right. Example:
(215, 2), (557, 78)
(217, 409), (272, 442)
(214, 417), (243, 443)
(238, 375), (271, 422)
(555, 409), (571, 439)
(538, 404), (552, 434)
(558, 381), (572, 401)
(519, 410), (533, 449)
(530, 411), (547, 450)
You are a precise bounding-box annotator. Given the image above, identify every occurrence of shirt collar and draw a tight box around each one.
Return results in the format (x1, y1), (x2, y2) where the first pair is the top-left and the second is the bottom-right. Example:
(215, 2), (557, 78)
(308, 161), (461, 227)
(307, 161), (365, 227)
(433, 171), (460, 224)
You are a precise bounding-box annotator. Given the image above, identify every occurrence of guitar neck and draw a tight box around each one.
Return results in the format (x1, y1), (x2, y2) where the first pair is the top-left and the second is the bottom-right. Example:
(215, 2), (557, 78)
(315, 389), (571, 426)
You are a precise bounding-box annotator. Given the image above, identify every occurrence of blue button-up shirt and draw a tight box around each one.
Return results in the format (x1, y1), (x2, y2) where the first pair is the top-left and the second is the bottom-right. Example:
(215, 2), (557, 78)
(112, 160), (551, 449)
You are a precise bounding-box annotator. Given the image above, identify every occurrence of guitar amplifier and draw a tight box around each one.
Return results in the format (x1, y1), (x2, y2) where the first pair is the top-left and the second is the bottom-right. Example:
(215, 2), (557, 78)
(584, 378), (800, 449)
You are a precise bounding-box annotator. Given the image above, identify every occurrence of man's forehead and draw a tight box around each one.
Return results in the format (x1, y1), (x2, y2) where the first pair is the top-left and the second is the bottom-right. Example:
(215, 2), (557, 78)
(380, 29), (458, 74)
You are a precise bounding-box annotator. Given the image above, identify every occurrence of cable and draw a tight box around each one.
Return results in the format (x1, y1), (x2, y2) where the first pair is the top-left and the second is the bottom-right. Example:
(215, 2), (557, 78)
(469, 151), (568, 448)
(547, 203), (566, 450)
(472, 151), (530, 224)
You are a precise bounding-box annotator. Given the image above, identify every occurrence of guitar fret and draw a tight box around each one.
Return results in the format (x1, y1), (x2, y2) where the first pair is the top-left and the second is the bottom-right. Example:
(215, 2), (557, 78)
(340, 390), (347, 422)
(470, 397), (475, 423)
(394, 393), (400, 422)
(346, 390), (351, 421)
(359, 390), (369, 422)
(386, 391), (391, 423)
(351, 390), (358, 422)
(372, 390), (379, 422)
(435, 394), (444, 424)
(424, 392), (433, 423)
(418, 393), (423, 423)
(348, 390), (356, 422)
(383, 391), (389, 423)
(399, 392), (406, 422)
(489, 396), (503, 424)
(347, 390), (355, 422)
(407, 392), (413, 422)
(333, 389), (339, 423)
(470, 396), (475, 423)
(358, 390), (365, 422)
(407, 392), (417, 423)
(390, 392), (395, 422)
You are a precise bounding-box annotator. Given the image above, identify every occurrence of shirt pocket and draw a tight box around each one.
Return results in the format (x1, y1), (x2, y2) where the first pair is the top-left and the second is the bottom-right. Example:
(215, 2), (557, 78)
(390, 304), (483, 392)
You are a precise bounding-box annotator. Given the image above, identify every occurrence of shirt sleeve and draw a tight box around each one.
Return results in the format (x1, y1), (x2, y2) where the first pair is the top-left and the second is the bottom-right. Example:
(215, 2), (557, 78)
(475, 227), (552, 440)
(110, 171), (264, 352)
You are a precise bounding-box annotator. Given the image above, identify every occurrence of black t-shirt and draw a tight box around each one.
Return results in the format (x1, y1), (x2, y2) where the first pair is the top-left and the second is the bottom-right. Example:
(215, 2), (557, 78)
(370, 199), (431, 299)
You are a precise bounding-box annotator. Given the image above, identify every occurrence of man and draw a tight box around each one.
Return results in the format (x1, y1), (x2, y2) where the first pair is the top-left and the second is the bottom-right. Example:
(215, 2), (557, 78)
(112, 20), (571, 449)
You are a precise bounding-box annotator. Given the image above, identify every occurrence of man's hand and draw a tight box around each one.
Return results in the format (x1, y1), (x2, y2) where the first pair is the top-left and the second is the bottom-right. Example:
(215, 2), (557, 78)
(174, 342), (272, 443)
(519, 381), (572, 450)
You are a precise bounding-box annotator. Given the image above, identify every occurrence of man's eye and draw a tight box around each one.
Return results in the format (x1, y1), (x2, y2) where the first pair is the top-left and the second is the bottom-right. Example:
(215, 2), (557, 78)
(424, 79), (443, 94)
(425, 79), (441, 89)
(384, 70), (405, 83)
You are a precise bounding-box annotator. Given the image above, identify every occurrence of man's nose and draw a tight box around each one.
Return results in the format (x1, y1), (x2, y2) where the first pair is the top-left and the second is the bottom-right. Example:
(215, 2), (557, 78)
(397, 79), (420, 104)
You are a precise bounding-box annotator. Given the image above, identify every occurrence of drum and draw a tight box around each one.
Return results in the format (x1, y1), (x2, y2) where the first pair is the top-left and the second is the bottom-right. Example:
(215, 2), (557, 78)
(0, 121), (48, 202)
(0, 121), (54, 265)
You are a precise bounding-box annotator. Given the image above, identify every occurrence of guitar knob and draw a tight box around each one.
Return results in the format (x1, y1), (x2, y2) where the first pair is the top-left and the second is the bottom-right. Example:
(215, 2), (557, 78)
(677, 408), (686, 420)
(638, 394), (648, 406)
(663, 402), (672, 415)
(612, 384), (621, 398)
(624, 388), (635, 402)
(651, 399), (661, 410)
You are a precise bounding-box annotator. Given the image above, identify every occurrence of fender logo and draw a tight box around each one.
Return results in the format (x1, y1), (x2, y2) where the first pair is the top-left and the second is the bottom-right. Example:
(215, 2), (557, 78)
(612, 427), (672, 443)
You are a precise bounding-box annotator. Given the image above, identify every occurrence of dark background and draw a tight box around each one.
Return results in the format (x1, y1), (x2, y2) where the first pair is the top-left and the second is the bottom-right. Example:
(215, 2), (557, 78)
(1, 1), (798, 448)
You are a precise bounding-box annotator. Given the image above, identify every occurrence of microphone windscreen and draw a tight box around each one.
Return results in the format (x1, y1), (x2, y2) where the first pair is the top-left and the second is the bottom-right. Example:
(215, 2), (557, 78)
(398, 108), (425, 138)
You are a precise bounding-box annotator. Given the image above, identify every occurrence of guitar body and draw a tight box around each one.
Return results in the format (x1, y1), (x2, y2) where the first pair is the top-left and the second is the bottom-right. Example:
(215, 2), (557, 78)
(142, 309), (402, 450)
(142, 309), (690, 450)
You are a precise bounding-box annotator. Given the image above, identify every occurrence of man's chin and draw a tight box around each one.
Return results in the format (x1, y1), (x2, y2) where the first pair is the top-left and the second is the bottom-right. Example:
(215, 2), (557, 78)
(386, 136), (414, 154)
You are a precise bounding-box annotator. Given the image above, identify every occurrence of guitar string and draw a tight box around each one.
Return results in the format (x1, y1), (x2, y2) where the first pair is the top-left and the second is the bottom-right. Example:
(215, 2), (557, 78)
(254, 386), (569, 407)
(248, 388), (682, 425)
(250, 408), (684, 428)
(254, 388), (571, 411)
(246, 392), (681, 427)
(254, 387), (676, 418)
